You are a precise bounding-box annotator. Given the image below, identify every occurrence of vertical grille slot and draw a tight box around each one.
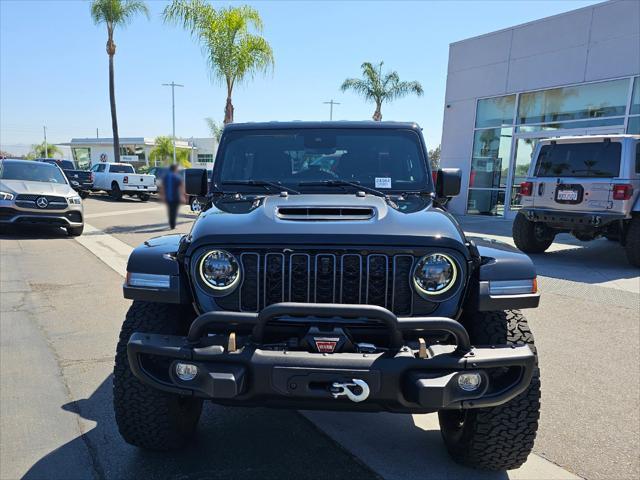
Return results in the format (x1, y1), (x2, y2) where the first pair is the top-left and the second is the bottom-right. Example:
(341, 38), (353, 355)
(239, 253), (259, 312)
(314, 254), (336, 303)
(340, 254), (362, 304)
(289, 254), (311, 303)
(392, 255), (414, 316)
(366, 255), (389, 307)
(264, 253), (285, 307)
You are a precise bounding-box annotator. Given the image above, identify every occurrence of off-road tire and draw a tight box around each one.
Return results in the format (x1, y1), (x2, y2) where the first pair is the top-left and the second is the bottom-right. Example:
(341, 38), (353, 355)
(113, 301), (202, 450)
(66, 225), (84, 237)
(512, 212), (554, 253)
(625, 216), (640, 267)
(138, 193), (151, 202)
(190, 196), (202, 213)
(438, 310), (540, 470)
(110, 182), (123, 201)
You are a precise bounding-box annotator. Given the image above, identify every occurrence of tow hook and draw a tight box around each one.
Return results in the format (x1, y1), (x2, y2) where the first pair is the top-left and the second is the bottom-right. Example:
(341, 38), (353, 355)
(330, 379), (370, 403)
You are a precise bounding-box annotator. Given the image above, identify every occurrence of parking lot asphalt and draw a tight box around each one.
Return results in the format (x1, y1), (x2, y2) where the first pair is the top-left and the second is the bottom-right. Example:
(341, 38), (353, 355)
(1, 194), (638, 480)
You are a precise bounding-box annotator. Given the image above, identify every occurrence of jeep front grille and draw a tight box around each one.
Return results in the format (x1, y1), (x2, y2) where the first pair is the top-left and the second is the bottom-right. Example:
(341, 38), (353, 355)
(213, 249), (437, 316)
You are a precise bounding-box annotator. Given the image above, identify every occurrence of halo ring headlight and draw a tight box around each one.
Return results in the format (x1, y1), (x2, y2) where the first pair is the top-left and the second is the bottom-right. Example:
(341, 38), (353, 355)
(413, 253), (458, 297)
(198, 249), (241, 293)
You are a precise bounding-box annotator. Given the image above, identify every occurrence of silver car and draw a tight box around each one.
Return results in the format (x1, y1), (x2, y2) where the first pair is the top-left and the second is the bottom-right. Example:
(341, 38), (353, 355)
(513, 134), (640, 266)
(0, 159), (84, 236)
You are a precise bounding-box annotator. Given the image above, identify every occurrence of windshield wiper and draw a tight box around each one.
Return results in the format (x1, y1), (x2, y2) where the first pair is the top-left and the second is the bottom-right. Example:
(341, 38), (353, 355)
(297, 179), (386, 198)
(222, 180), (300, 195)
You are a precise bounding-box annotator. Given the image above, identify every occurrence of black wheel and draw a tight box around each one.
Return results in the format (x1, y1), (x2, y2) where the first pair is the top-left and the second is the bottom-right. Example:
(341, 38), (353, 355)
(138, 193), (151, 202)
(113, 301), (203, 450)
(512, 212), (554, 253)
(66, 225), (84, 237)
(110, 183), (123, 200)
(438, 310), (540, 470)
(79, 191), (90, 199)
(625, 216), (640, 267)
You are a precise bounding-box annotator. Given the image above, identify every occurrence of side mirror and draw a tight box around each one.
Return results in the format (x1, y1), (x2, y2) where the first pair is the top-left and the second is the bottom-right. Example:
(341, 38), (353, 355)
(185, 168), (208, 196)
(435, 168), (461, 198)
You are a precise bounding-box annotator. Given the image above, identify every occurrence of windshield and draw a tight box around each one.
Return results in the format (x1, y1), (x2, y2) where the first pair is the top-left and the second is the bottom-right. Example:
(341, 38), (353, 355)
(110, 164), (135, 174)
(1, 161), (67, 184)
(216, 128), (430, 192)
(44, 159), (75, 170)
(534, 142), (622, 178)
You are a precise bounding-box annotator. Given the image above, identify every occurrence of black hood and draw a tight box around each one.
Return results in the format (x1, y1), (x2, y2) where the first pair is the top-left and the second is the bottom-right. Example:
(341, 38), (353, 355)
(187, 194), (468, 255)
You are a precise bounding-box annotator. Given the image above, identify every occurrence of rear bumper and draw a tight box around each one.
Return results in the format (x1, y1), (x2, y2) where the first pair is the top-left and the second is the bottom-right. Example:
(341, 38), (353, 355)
(521, 208), (627, 228)
(127, 303), (535, 413)
(121, 185), (157, 193)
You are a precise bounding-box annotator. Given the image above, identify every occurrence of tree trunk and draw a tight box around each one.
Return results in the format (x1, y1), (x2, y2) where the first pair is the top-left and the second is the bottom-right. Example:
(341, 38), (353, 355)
(107, 40), (120, 163)
(224, 96), (234, 124)
(372, 102), (382, 122)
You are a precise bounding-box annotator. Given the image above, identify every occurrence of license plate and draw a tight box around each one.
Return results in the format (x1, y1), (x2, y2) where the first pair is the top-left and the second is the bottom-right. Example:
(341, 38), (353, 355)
(556, 189), (578, 201)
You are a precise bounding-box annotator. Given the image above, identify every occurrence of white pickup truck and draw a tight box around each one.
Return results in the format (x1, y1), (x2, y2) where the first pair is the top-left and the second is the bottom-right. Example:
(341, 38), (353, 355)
(90, 163), (157, 201)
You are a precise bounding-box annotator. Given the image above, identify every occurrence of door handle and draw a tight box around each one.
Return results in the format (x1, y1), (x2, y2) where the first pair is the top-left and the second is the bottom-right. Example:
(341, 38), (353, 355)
(538, 183), (544, 196)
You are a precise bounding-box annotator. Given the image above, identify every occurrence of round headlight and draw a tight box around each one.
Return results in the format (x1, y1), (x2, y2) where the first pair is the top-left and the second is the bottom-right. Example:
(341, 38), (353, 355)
(199, 250), (241, 292)
(413, 253), (458, 296)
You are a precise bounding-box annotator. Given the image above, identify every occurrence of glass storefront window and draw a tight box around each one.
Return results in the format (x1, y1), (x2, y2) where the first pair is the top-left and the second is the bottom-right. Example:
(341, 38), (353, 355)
(631, 77), (640, 115)
(475, 95), (516, 128)
(71, 147), (91, 169)
(469, 128), (512, 188)
(518, 79), (628, 125)
(628, 116), (640, 134)
(516, 117), (625, 133)
(198, 154), (214, 163)
(120, 145), (146, 161)
(467, 189), (505, 216)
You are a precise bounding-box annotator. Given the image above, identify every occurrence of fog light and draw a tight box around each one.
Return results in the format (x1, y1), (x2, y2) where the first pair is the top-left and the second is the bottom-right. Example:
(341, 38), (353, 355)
(457, 373), (482, 392)
(175, 363), (198, 381)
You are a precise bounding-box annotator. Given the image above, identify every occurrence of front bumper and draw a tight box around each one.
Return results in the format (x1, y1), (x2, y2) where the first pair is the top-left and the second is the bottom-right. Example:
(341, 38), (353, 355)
(127, 303), (535, 413)
(0, 206), (83, 226)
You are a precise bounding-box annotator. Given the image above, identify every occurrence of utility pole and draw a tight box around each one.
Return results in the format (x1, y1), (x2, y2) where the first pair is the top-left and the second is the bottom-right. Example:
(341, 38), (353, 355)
(96, 128), (99, 139)
(162, 82), (184, 165)
(43, 126), (48, 158)
(323, 99), (340, 121)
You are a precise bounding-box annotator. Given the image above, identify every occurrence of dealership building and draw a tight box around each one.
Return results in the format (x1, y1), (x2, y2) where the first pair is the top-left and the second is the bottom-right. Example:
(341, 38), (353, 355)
(61, 137), (217, 170)
(440, 0), (640, 217)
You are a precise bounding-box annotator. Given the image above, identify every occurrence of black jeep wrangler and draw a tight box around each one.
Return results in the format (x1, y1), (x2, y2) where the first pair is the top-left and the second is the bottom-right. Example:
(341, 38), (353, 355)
(115, 122), (541, 471)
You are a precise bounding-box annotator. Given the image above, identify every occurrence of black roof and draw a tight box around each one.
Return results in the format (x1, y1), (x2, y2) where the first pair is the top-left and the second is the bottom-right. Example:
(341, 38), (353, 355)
(223, 121), (421, 131)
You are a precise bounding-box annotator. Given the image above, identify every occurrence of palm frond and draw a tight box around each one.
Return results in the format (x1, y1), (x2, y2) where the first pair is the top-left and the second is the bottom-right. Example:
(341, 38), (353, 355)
(90, 0), (149, 27)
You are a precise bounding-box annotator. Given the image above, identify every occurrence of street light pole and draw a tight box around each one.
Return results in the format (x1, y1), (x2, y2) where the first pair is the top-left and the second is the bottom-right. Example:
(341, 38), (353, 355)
(162, 82), (184, 165)
(323, 99), (340, 121)
(43, 126), (48, 158)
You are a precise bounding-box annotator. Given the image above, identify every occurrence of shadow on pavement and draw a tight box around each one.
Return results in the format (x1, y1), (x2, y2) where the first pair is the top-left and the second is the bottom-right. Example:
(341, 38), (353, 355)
(22, 375), (378, 480)
(86, 193), (161, 204)
(0, 225), (70, 240)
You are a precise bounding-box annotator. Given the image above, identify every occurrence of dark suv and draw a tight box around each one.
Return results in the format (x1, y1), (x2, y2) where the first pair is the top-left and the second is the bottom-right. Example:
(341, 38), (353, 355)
(115, 122), (541, 471)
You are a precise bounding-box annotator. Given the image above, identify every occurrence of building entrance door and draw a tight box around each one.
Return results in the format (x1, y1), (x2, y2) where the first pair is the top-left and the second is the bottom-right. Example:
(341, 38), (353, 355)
(503, 126), (625, 218)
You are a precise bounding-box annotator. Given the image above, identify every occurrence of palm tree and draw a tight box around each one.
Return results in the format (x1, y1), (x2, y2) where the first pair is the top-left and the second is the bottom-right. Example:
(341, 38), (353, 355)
(341, 61), (424, 121)
(27, 142), (62, 159)
(90, 0), (149, 162)
(149, 136), (191, 167)
(164, 1), (274, 123)
(205, 117), (223, 142)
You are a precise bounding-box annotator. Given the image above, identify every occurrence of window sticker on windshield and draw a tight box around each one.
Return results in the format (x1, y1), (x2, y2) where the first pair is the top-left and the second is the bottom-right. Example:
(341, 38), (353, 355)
(375, 177), (392, 189)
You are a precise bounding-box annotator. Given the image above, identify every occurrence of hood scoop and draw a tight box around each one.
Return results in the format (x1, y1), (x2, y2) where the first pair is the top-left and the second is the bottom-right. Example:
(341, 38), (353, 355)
(276, 206), (376, 221)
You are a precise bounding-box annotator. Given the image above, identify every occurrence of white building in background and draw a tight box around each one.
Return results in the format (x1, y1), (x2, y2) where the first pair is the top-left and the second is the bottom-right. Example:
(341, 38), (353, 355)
(61, 137), (217, 170)
(440, 0), (640, 217)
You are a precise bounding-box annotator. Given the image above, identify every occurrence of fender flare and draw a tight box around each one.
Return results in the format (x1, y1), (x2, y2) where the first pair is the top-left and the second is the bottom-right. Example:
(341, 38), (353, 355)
(123, 234), (191, 304)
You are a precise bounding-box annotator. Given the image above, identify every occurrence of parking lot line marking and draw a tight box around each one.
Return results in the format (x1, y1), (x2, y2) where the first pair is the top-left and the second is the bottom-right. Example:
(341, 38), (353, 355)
(75, 222), (583, 480)
(74, 223), (133, 277)
(84, 206), (164, 219)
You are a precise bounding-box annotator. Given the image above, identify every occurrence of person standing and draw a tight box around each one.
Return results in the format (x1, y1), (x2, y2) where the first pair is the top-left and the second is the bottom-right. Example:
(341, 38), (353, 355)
(163, 164), (183, 229)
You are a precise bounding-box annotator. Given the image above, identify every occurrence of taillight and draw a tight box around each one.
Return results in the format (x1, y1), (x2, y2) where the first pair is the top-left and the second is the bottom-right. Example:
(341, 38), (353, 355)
(123, 176), (128, 184)
(520, 181), (533, 196)
(612, 184), (633, 200)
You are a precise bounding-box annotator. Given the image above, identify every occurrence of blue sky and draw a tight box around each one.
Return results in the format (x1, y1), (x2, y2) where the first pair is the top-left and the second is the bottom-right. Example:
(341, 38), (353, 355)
(1, 0), (600, 156)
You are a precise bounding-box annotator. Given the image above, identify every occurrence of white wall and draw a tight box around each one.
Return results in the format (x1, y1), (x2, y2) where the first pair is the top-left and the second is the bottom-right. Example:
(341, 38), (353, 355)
(440, 0), (640, 214)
